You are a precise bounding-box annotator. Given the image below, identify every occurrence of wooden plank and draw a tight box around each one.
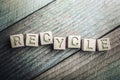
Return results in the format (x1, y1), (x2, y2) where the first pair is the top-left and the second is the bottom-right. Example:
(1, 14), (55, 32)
(0, 0), (120, 80)
(0, 0), (54, 31)
(33, 26), (120, 80)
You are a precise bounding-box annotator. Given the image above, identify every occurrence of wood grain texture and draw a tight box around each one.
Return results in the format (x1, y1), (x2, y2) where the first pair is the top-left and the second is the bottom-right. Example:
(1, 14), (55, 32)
(0, 0), (54, 31)
(34, 27), (120, 80)
(0, 0), (120, 80)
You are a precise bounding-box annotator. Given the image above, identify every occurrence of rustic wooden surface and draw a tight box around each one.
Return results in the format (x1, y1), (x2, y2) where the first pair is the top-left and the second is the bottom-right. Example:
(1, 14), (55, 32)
(0, 0), (120, 80)
(0, 0), (54, 31)
(34, 27), (120, 80)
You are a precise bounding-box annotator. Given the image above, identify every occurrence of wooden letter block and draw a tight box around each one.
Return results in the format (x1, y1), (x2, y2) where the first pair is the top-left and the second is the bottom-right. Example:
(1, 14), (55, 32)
(82, 39), (96, 51)
(26, 34), (39, 47)
(40, 31), (53, 45)
(54, 37), (66, 50)
(10, 34), (24, 48)
(97, 38), (111, 51)
(68, 35), (81, 48)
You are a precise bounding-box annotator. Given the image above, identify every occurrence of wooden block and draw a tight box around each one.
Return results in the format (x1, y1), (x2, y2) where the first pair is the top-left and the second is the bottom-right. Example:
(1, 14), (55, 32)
(82, 39), (96, 51)
(68, 35), (81, 48)
(54, 37), (66, 50)
(10, 34), (24, 48)
(26, 34), (39, 47)
(97, 38), (111, 51)
(40, 31), (53, 45)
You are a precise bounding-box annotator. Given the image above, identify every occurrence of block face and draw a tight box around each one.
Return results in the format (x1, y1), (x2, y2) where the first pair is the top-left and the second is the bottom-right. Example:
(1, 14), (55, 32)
(97, 38), (111, 51)
(54, 37), (66, 50)
(82, 39), (96, 51)
(68, 35), (81, 48)
(26, 34), (39, 47)
(10, 34), (24, 48)
(40, 31), (53, 45)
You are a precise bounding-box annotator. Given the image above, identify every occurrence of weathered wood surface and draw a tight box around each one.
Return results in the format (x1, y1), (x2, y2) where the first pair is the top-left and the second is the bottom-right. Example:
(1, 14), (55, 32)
(0, 0), (54, 31)
(34, 27), (120, 80)
(0, 0), (120, 80)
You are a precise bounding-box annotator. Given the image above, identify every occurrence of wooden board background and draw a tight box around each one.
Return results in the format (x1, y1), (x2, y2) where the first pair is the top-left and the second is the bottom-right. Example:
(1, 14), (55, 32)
(0, 0), (54, 31)
(34, 27), (120, 80)
(0, 0), (120, 80)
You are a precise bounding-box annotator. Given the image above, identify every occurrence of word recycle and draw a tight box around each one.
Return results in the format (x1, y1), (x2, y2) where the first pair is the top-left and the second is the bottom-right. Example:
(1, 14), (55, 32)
(10, 31), (111, 51)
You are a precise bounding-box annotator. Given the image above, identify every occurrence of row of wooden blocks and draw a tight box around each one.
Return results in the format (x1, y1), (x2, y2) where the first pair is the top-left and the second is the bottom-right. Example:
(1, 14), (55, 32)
(10, 31), (111, 51)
